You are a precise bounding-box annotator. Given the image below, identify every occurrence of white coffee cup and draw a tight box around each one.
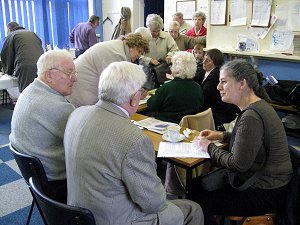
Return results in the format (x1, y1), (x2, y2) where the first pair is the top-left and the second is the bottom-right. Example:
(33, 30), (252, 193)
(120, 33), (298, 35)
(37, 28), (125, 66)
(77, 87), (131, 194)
(167, 125), (180, 140)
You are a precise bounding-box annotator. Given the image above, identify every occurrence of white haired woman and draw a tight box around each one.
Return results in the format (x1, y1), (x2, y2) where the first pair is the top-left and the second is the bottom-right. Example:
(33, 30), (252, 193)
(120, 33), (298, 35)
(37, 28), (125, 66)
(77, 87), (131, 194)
(142, 14), (178, 66)
(147, 51), (204, 124)
(186, 11), (207, 37)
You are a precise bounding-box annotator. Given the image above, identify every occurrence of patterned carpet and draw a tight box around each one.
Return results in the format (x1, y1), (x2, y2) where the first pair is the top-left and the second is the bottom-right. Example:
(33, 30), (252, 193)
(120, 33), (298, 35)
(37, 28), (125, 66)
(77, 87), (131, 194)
(0, 106), (43, 224)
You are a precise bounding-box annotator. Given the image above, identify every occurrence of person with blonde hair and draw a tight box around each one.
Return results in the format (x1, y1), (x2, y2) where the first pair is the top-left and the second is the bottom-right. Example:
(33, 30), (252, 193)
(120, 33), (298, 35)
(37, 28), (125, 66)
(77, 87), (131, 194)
(147, 51), (204, 123)
(67, 33), (149, 107)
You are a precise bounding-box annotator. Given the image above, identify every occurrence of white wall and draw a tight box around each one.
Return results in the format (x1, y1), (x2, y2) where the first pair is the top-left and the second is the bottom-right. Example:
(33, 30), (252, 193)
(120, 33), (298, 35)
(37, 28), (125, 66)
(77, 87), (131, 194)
(101, 0), (145, 41)
(164, 0), (209, 31)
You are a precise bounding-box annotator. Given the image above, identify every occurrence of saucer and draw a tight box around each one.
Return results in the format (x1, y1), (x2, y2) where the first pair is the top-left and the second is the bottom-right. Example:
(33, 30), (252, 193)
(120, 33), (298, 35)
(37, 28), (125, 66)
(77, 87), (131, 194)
(162, 133), (186, 143)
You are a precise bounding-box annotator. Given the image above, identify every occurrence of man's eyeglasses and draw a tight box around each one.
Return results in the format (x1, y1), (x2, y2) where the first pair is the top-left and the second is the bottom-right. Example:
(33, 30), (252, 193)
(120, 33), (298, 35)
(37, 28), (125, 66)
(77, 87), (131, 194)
(49, 68), (78, 79)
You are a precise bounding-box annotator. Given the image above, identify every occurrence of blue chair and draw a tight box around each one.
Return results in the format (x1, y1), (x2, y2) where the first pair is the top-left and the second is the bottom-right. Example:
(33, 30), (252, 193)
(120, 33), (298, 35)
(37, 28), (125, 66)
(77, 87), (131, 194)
(29, 177), (96, 225)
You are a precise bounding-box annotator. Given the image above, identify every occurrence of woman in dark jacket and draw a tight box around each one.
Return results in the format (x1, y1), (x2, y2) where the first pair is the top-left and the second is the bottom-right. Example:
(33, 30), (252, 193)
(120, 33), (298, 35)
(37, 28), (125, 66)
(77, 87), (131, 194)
(201, 49), (239, 128)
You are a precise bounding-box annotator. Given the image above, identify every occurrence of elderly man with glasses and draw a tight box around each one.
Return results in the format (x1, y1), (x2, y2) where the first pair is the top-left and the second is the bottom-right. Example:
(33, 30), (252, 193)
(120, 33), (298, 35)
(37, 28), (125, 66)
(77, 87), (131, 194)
(64, 61), (204, 225)
(9, 49), (77, 203)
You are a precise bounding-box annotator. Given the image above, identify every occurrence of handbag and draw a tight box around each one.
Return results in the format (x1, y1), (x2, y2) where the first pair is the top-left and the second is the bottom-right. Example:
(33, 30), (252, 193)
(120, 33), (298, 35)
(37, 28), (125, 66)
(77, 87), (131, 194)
(200, 105), (270, 191)
(200, 167), (230, 191)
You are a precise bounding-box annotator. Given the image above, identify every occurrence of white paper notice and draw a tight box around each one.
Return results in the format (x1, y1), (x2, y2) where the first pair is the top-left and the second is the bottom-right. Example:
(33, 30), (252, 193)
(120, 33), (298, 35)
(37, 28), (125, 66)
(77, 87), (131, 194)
(157, 142), (210, 158)
(210, 0), (227, 25)
(270, 30), (294, 53)
(251, 0), (272, 27)
(230, 0), (247, 26)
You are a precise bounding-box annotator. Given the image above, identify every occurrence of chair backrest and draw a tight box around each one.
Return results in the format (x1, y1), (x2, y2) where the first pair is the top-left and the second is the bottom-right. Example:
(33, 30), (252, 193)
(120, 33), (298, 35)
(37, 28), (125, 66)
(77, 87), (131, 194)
(10, 144), (49, 190)
(280, 146), (300, 225)
(29, 178), (96, 225)
(179, 108), (215, 132)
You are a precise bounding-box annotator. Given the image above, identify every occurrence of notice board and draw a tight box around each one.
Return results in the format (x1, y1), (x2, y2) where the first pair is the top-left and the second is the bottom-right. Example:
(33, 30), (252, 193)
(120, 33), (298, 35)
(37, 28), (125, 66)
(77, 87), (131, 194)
(206, 0), (300, 59)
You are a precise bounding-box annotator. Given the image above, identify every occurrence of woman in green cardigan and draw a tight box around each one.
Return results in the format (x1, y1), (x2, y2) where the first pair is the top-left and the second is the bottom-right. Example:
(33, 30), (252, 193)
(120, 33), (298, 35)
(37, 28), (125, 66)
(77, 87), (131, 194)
(147, 51), (204, 124)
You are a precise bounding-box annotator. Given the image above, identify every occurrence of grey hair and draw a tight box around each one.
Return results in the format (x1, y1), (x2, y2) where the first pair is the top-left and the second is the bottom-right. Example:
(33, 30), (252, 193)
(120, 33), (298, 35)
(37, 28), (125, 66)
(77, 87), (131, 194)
(7, 21), (19, 31)
(193, 11), (206, 24)
(146, 14), (164, 30)
(98, 61), (146, 105)
(169, 21), (180, 30)
(36, 50), (73, 77)
(134, 27), (152, 42)
(171, 51), (197, 79)
(173, 12), (183, 19)
(220, 59), (271, 102)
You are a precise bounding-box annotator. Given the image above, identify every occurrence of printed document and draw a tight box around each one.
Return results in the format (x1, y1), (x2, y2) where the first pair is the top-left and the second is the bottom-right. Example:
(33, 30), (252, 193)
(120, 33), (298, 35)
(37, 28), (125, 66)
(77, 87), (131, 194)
(134, 118), (177, 134)
(157, 142), (210, 158)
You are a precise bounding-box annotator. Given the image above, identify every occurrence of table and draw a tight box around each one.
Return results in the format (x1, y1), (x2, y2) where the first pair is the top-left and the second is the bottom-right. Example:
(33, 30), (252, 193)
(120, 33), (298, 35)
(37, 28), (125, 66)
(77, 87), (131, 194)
(137, 102), (148, 112)
(0, 73), (18, 90)
(136, 90), (156, 112)
(131, 113), (212, 198)
(0, 73), (18, 105)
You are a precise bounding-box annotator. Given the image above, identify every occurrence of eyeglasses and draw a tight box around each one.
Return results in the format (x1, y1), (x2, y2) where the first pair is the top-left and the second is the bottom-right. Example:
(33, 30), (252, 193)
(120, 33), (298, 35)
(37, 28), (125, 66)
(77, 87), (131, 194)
(49, 68), (78, 79)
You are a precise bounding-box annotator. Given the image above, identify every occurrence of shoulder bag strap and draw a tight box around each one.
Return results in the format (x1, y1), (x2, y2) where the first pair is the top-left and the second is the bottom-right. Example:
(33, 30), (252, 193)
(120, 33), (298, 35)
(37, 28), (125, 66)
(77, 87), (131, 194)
(228, 105), (270, 191)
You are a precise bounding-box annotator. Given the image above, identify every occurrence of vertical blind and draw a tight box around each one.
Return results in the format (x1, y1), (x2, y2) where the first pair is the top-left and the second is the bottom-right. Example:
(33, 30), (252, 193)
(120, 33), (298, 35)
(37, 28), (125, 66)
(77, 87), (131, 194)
(0, 0), (88, 50)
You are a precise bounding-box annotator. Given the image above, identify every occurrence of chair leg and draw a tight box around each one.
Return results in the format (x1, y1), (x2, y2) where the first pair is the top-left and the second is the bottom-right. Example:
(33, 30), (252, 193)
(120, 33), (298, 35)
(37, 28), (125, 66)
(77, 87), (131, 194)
(26, 199), (35, 225)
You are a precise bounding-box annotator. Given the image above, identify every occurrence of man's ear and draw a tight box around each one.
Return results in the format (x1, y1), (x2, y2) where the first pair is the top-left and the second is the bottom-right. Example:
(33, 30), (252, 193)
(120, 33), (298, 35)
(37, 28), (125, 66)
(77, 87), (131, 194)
(130, 92), (139, 107)
(44, 70), (54, 84)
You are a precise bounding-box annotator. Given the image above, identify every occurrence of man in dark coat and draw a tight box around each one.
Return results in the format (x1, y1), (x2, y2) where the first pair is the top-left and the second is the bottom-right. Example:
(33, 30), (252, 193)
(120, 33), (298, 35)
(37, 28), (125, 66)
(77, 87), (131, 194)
(1, 22), (43, 92)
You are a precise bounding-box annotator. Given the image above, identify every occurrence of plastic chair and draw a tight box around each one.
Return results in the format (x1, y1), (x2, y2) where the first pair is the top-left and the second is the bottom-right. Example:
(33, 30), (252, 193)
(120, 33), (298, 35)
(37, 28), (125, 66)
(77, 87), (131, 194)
(179, 107), (215, 132)
(164, 108), (216, 197)
(29, 177), (96, 225)
(178, 108), (216, 184)
(10, 144), (49, 225)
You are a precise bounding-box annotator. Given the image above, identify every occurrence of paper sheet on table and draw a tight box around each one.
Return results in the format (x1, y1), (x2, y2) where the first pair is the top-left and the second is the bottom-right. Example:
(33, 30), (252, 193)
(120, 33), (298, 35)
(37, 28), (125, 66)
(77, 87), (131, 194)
(134, 118), (178, 134)
(157, 142), (210, 158)
(139, 95), (150, 105)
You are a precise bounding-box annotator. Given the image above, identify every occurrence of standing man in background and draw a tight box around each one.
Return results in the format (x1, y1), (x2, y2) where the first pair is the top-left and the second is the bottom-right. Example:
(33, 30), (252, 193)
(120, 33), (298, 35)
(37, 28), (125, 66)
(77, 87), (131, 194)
(172, 12), (192, 34)
(70, 15), (100, 58)
(1, 22), (43, 92)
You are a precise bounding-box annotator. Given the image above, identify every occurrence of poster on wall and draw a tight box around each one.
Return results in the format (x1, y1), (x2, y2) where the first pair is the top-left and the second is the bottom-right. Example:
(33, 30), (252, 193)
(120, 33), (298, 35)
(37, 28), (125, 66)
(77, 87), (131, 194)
(210, 0), (227, 25)
(176, 0), (196, 20)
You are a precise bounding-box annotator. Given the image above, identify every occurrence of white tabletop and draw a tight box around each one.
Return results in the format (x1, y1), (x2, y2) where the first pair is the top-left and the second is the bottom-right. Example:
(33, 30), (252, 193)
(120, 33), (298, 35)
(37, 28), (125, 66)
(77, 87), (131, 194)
(0, 73), (18, 90)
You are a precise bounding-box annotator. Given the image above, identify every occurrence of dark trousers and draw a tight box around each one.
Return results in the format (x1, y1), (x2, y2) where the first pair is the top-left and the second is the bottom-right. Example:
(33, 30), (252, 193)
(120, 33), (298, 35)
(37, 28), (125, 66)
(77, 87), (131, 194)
(75, 49), (86, 58)
(190, 177), (288, 225)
